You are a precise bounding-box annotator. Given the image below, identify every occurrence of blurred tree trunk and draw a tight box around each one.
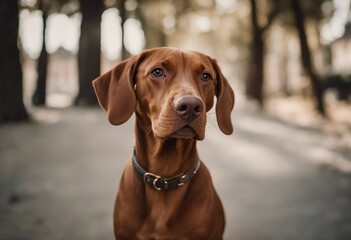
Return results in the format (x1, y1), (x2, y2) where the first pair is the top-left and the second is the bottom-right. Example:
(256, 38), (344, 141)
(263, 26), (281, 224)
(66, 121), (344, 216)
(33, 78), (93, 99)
(141, 20), (167, 49)
(280, 36), (290, 96)
(290, 0), (325, 115)
(117, 0), (130, 60)
(324, 45), (332, 72)
(246, 0), (279, 106)
(247, 0), (264, 105)
(135, 1), (166, 49)
(0, 0), (28, 122)
(32, 0), (49, 106)
(75, 0), (103, 106)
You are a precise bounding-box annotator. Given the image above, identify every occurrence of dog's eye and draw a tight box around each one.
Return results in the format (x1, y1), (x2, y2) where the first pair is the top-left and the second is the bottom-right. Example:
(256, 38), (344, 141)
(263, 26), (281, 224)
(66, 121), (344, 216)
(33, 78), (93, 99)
(151, 68), (165, 78)
(201, 72), (212, 82)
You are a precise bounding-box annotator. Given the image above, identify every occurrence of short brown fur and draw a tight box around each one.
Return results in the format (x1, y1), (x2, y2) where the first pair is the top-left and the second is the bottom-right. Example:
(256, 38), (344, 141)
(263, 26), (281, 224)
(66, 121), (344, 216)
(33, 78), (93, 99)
(93, 47), (234, 240)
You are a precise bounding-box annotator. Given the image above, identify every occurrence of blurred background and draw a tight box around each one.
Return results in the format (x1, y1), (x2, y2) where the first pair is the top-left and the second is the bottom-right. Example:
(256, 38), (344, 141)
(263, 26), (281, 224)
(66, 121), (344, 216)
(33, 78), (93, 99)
(1, 0), (351, 239)
(1, 0), (351, 117)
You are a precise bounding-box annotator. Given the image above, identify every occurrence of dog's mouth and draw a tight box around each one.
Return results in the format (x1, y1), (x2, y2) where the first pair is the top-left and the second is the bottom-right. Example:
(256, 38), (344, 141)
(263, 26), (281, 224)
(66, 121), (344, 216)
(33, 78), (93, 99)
(170, 125), (197, 139)
(152, 114), (206, 140)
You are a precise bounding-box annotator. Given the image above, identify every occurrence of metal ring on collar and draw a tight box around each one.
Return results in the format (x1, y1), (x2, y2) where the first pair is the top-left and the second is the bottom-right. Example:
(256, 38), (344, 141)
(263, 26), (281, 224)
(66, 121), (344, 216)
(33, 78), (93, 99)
(144, 172), (162, 191)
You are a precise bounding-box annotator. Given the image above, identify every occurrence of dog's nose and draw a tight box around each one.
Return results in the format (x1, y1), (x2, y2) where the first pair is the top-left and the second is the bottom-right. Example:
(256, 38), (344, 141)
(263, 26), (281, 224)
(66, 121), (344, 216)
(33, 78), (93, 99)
(173, 96), (204, 122)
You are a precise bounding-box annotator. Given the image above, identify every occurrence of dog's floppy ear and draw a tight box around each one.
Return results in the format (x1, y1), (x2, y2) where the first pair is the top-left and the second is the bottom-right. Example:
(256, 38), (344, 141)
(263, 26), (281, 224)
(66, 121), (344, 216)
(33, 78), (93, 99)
(211, 59), (235, 135)
(92, 53), (146, 125)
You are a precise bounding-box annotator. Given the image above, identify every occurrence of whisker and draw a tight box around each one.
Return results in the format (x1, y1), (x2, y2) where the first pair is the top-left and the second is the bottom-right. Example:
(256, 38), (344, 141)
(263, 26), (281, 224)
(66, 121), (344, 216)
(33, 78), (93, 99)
(146, 126), (153, 136)
(208, 110), (232, 115)
(207, 120), (216, 127)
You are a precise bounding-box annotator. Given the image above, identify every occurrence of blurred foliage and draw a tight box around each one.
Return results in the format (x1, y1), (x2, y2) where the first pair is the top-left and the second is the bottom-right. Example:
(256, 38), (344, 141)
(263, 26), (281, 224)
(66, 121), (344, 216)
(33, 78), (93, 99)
(20, 0), (79, 15)
(18, 0), (336, 58)
(16, 0), (351, 114)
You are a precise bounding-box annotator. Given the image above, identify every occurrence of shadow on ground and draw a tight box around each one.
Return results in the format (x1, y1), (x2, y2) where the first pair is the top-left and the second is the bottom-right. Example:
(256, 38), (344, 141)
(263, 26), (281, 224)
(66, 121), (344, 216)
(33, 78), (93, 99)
(1, 107), (351, 240)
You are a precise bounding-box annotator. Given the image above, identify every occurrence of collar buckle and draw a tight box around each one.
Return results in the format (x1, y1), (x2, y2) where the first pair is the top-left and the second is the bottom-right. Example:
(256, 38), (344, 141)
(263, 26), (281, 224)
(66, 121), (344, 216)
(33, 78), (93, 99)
(132, 147), (200, 191)
(144, 172), (165, 191)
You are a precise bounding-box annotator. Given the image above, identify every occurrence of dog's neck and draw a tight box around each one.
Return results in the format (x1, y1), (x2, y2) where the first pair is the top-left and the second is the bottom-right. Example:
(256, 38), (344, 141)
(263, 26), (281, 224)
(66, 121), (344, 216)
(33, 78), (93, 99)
(134, 115), (198, 178)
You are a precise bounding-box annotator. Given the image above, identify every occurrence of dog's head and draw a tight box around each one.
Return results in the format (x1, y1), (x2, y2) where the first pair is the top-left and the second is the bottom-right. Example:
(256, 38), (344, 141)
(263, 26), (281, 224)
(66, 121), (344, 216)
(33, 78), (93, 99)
(93, 47), (234, 140)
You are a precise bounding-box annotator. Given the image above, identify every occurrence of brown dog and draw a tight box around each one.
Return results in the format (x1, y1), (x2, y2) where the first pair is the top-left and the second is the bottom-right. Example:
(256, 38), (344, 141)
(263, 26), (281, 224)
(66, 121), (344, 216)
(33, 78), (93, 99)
(93, 47), (234, 239)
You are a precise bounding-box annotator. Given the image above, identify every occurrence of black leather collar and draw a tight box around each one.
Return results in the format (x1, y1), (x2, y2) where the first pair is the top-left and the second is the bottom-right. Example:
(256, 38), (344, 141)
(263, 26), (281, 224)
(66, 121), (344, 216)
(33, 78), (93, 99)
(132, 148), (201, 191)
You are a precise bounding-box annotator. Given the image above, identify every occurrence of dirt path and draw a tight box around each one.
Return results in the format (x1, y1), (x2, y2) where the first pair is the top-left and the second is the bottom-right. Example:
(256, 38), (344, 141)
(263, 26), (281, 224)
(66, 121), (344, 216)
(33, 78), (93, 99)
(1, 107), (350, 240)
